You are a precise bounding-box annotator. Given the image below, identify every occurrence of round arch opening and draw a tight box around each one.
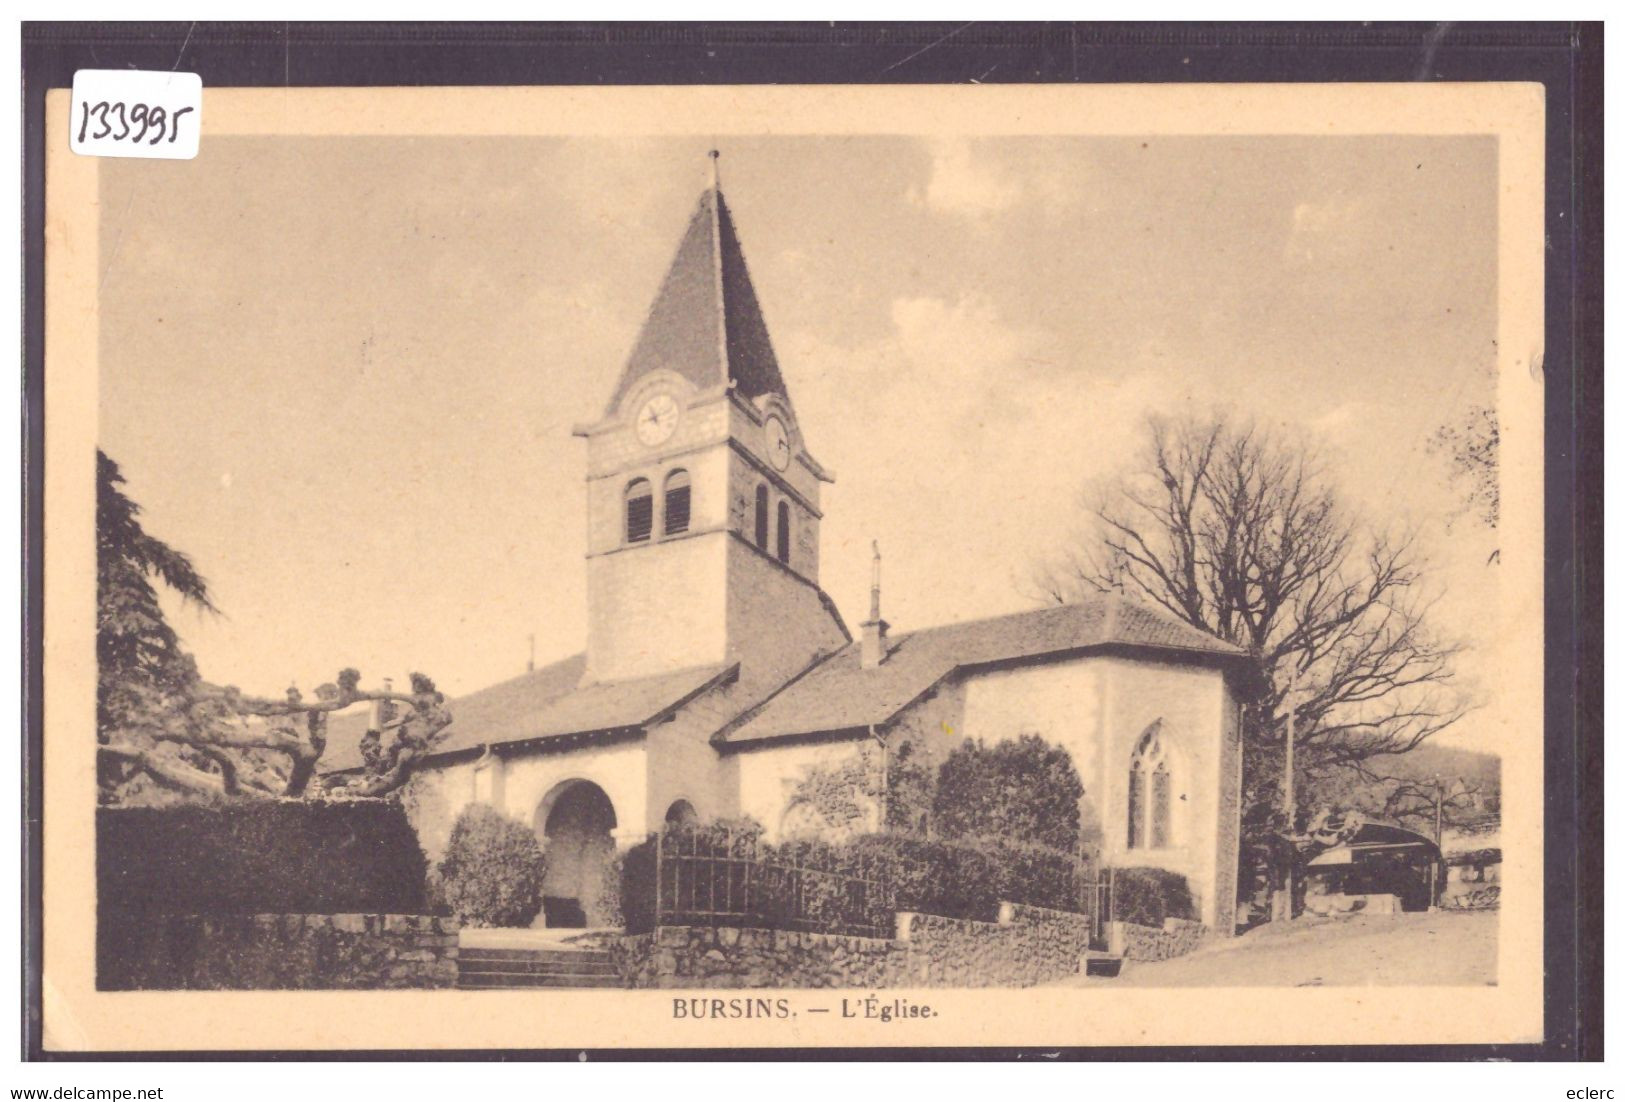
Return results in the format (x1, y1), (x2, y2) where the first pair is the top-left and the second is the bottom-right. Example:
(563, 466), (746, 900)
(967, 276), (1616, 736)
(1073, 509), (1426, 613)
(533, 780), (618, 929)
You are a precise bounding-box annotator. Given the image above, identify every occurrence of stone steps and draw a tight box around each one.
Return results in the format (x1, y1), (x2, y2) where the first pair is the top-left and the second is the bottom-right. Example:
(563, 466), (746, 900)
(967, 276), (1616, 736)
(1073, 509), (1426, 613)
(1083, 952), (1123, 978)
(460, 946), (614, 965)
(457, 969), (624, 989)
(456, 945), (623, 990)
(457, 956), (618, 977)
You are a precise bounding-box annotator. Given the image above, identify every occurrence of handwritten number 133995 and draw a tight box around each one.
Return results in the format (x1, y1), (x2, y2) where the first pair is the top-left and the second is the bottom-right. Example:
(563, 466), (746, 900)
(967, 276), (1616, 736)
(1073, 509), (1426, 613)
(77, 100), (195, 146)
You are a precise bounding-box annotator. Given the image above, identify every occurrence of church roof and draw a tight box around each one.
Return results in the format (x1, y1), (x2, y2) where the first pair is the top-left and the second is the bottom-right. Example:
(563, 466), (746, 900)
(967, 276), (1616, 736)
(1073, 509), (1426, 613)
(319, 598), (1248, 771)
(321, 654), (736, 772)
(719, 596), (1251, 747)
(603, 186), (794, 416)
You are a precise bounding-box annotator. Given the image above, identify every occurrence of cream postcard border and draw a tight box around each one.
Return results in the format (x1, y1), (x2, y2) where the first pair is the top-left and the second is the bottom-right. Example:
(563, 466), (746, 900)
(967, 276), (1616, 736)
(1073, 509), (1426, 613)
(43, 83), (1546, 1051)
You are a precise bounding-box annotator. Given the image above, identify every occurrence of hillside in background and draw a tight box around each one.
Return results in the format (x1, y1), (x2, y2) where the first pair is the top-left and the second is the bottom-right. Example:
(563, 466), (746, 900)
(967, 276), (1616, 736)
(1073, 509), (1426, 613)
(1366, 742), (1501, 798)
(1303, 741), (1501, 836)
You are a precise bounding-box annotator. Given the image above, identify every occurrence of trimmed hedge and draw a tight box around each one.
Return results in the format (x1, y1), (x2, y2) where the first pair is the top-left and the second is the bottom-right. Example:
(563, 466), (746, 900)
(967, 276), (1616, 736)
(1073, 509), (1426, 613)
(436, 805), (546, 928)
(619, 821), (1086, 935)
(619, 835), (658, 935)
(97, 800), (428, 915)
(845, 833), (999, 922)
(1109, 866), (1196, 927)
(982, 837), (1087, 916)
(846, 833), (1083, 922)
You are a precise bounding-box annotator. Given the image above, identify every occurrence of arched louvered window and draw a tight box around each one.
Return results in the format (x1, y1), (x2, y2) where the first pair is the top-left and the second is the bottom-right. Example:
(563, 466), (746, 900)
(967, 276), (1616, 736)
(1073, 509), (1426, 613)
(754, 485), (769, 550)
(1127, 721), (1172, 850)
(776, 501), (791, 564)
(663, 469), (691, 536)
(624, 478), (653, 544)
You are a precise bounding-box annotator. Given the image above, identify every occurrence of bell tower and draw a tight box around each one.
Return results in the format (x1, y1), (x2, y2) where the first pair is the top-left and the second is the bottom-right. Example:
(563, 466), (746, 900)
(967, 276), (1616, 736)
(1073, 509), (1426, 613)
(573, 155), (848, 685)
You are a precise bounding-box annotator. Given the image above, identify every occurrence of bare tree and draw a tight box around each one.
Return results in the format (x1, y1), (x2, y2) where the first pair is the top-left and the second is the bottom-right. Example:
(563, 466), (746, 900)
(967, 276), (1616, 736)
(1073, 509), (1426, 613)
(1376, 776), (1486, 837)
(1031, 413), (1468, 834)
(1302, 767), (1489, 839)
(1429, 403), (1500, 563)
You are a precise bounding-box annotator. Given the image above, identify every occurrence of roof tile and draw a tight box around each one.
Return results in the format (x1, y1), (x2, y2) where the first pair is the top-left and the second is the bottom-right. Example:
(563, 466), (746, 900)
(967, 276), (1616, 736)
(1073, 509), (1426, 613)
(722, 595), (1246, 745)
(604, 189), (791, 416)
(322, 654), (733, 772)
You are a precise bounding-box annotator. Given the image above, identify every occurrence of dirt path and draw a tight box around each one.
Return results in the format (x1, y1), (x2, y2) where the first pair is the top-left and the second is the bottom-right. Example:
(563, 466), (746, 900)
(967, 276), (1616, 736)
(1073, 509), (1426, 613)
(1061, 910), (1498, 987)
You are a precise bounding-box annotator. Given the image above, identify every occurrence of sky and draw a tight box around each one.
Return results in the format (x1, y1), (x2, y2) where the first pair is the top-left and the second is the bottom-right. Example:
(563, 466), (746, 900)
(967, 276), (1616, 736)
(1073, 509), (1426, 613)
(97, 133), (1503, 748)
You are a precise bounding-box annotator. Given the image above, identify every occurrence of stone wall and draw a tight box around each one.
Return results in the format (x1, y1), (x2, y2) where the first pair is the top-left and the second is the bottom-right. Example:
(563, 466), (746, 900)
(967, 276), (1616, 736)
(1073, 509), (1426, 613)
(1441, 884), (1500, 910)
(1107, 917), (1208, 962)
(614, 925), (899, 989)
(612, 902), (1090, 989)
(97, 912), (460, 991)
(895, 903), (1093, 987)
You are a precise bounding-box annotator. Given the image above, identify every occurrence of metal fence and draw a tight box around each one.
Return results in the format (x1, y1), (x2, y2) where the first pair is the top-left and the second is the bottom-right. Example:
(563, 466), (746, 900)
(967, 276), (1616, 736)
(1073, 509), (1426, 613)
(1083, 876), (1112, 950)
(653, 829), (896, 939)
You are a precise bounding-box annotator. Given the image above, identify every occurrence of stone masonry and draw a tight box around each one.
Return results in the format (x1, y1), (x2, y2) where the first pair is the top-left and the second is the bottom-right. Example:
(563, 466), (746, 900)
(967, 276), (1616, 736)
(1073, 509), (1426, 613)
(611, 901), (1090, 989)
(97, 912), (461, 991)
(1106, 917), (1208, 962)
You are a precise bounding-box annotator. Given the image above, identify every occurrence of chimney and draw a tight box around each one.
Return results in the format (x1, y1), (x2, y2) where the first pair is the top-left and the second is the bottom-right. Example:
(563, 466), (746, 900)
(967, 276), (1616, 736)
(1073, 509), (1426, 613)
(860, 541), (890, 669)
(369, 677), (394, 730)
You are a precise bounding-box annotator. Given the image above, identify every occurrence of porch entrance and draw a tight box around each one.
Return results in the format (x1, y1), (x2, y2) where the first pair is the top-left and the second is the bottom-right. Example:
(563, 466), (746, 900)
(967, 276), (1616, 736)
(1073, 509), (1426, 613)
(534, 780), (617, 928)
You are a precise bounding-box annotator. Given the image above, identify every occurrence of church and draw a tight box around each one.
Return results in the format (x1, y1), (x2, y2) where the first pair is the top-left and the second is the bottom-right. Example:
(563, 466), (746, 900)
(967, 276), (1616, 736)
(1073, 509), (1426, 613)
(325, 163), (1253, 936)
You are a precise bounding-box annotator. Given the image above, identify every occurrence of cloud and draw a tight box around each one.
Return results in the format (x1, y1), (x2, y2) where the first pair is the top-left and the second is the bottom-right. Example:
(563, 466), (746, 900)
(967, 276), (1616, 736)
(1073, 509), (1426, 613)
(886, 294), (1032, 383)
(906, 140), (1024, 217)
(548, 138), (675, 234)
(786, 295), (1202, 630)
(906, 139), (1092, 222)
(1284, 196), (1371, 263)
(1310, 401), (1361, 433)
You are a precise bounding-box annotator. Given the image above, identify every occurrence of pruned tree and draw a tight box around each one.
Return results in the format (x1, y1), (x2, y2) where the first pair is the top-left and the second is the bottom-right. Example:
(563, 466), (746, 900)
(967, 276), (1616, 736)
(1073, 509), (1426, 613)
(100, 668), (452, 804)
(95, 449), (452, 805)
(1030, 414), (1468, 838)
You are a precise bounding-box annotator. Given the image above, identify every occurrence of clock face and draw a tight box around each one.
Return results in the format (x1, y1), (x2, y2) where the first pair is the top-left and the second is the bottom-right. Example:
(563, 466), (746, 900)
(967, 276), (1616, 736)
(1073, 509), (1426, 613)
(634, 393), (681, 447)
(764, 416), (792, 471)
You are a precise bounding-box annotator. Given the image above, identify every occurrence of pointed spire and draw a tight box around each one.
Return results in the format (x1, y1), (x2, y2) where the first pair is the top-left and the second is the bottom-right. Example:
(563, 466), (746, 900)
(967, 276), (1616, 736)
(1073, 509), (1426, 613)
(706, 151), (729, 396)
(602, 155), (796, 417)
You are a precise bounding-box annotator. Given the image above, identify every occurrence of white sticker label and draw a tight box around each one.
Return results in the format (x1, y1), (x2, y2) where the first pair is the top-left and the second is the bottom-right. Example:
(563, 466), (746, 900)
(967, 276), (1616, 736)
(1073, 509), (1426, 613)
(70, 69), (202, 160)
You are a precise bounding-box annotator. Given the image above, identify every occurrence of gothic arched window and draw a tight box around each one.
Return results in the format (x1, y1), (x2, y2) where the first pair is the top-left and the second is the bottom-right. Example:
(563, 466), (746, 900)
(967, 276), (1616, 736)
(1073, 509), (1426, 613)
(1127, 721), (1172, 850)
(625, 478), (653, 544)
(776, 501), (791, 564)
(754, 485), (769, 550)
(663, 469), (691, 536)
